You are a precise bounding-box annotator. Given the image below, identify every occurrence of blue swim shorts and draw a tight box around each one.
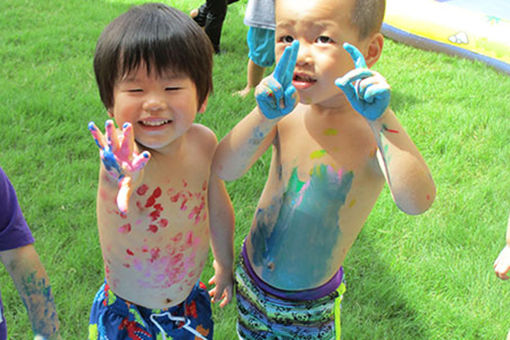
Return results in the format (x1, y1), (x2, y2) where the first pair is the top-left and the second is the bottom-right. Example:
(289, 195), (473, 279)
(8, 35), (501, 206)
(247, 27), (275, 68)
(235, 254), (346, 340)
(88, 281), (213, 340)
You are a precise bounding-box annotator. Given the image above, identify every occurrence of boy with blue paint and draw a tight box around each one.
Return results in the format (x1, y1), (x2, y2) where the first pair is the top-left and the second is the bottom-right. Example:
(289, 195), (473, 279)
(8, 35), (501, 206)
(213, 0), (436, 338)
(87, 3), (235, 339)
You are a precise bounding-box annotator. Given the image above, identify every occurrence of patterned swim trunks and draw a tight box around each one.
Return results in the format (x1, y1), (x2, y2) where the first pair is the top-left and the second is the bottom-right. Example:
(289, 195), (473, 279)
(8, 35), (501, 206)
(235, 255), (346, 340)
(88, 281), (213, 340)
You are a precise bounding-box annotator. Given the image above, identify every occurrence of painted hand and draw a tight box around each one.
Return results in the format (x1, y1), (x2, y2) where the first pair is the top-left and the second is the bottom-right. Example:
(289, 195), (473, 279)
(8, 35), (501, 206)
(255, 40), (299, 119)
(88, 120), (150, 214)
(335, 43), (390, 121)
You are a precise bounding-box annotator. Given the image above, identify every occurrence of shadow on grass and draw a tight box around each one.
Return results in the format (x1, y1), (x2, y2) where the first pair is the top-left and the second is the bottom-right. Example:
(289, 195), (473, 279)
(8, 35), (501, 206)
(343, 241), (427, 340)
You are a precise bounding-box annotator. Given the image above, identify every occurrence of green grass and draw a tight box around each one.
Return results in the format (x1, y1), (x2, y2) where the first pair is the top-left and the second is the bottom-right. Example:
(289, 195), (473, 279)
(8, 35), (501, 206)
(1, 0), (509, 338)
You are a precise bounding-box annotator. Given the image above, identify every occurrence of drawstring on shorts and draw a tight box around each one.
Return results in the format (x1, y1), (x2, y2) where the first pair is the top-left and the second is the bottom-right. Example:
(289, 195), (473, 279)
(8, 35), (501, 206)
(150, 311), (207, 340)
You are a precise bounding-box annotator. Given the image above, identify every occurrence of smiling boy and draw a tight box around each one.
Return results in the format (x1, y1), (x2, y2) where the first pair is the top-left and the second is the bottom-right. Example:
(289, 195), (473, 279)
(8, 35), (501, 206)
(87, 4), (234, 339)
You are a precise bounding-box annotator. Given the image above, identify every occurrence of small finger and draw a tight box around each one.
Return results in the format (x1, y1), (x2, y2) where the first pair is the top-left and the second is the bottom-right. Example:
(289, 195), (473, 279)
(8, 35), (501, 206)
(88, 122), (106, 150)
(132, 151), (151, 172)
(343, 42), (367, 69)
(219, 287), (232, 308)
(338, 69), (373, 87)
(105, 120), (119, 152)
(118, 123), (134, 160)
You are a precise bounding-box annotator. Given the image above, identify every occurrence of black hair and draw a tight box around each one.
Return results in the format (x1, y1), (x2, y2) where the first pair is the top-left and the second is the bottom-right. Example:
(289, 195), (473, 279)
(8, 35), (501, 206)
(94, 3), (213, 109)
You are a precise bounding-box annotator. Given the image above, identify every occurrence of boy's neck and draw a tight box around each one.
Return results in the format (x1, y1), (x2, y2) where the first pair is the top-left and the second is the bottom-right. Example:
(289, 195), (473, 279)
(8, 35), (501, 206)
(307, 99), (355, 117)
(137, 132), (186, 160)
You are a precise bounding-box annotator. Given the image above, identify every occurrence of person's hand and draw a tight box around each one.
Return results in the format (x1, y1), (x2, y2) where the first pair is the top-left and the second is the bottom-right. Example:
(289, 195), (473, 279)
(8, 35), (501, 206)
(208, 260), (233, 308)
(255, 40), (300, 119)
(335, 42), (390, 120)
(494, 245), (510, 280)
(88, 120), (150, 214)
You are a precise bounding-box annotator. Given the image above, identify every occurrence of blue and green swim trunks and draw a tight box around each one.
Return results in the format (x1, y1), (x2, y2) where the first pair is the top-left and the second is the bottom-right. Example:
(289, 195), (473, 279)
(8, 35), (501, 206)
(88, 280), (213, 340)
(236, 246), (346, 340)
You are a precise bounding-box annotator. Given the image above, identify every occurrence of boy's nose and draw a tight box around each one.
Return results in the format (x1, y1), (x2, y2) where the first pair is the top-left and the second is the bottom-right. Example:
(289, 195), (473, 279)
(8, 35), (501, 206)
(295, 42), (311, 65)
(143, 97), (167, 112)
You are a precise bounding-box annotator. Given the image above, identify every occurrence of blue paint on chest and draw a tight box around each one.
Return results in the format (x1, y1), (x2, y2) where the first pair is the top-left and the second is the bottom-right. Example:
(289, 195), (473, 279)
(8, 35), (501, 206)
(251, 164), (353, 288)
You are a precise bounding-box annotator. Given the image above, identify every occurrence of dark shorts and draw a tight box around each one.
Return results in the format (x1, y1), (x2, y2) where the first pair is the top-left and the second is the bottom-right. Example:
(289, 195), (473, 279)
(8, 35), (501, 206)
(247, 27), (275, 67)
(88, 281), (213, 340)
(235, 255), (345, 339)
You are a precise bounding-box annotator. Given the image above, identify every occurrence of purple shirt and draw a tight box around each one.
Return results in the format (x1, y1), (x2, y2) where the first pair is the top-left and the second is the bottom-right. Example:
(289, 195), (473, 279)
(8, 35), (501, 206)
(0, 166), (34, 340)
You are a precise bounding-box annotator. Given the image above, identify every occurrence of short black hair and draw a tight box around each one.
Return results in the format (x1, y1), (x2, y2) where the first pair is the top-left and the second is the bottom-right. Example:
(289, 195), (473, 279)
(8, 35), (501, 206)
(351, 0), (386, 40)
(94, 3), (213, 109)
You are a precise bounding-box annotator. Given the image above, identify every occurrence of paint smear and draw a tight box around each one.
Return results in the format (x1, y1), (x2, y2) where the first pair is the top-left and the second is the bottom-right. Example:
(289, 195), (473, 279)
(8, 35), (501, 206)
(250, 164), (353, 288)
(310, 149), (327, 159)
(323, 128), (338, 136)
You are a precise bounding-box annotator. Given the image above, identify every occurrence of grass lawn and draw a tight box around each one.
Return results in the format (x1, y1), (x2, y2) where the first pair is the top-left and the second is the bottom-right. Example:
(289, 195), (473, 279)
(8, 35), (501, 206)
(1, 0), (509, 338)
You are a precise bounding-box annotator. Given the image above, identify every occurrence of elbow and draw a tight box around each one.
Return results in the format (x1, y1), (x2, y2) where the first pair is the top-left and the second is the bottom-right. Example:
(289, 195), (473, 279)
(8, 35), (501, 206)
(393, 179), (436, 215)
(212, 162), (239, 182)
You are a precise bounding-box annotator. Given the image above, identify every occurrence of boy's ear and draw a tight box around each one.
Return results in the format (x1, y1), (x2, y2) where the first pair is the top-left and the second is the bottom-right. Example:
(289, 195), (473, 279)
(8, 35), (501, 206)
(364, 32), (384, 68)
(198, 95), (209, 114)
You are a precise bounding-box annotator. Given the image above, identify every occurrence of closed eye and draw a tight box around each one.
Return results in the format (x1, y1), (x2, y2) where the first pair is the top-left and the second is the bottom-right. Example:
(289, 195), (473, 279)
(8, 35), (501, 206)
(127, 88), (143, 93)
(165, 87), (181, 91)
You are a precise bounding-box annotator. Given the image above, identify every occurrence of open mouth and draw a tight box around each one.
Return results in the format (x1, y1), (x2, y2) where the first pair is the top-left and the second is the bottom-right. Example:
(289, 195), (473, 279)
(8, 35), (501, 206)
(292, 73), (317, 90)
(293, 73), (316, 83)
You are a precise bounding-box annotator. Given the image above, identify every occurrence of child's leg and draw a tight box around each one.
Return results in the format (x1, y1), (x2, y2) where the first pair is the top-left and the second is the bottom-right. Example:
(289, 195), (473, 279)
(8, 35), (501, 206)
(234, 27), (275, 97)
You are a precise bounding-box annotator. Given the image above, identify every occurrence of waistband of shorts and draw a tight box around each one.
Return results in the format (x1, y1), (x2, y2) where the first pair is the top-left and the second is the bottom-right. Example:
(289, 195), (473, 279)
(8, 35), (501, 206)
(241, 242), (343, 301)
(103, 280), (203, 315)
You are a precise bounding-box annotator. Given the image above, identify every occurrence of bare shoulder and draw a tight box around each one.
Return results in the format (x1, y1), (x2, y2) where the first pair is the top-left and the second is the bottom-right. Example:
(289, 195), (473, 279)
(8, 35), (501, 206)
(187, 123), (218, 153)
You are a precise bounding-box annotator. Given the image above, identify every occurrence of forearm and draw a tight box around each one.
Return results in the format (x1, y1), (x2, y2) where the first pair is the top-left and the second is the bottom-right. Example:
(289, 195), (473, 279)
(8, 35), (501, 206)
(212, 107), (278, 181)
(369, 109), (436, 214)
(208, 175), (235, 269)
(0, 245), (60, 339)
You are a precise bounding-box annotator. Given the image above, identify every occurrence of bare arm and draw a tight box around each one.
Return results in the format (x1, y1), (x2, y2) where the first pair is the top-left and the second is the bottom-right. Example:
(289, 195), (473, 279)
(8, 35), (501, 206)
(0, 244), (60, 339)
(368, 109), (436, 214)
(336, 43), (435, 215)
(212, 41), (300, 181)
(207, 172), (235, 307)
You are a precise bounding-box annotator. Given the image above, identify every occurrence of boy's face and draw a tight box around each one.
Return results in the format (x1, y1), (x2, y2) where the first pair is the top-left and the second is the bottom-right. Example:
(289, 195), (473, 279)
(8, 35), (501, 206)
(275, 0), (370, 107)
(108, 65), (204, 153)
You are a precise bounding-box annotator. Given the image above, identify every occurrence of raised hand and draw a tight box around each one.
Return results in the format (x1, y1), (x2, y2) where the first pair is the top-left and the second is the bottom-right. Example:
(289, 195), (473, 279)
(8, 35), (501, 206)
(255, 40), (300, 119)
(335, 42), (390, 121)
(88, 120), (150, 214)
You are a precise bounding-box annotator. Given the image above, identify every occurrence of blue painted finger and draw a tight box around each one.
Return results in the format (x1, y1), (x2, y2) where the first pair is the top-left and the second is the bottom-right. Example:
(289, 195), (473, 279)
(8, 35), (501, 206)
(88, 121), (105, 150)
(274, 40), (299, 85)
(343, 43), (367, 69)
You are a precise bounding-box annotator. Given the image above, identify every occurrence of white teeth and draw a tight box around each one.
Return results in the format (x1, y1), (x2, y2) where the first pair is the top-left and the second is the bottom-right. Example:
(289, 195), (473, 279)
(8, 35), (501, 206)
(142, 120), (170, 127)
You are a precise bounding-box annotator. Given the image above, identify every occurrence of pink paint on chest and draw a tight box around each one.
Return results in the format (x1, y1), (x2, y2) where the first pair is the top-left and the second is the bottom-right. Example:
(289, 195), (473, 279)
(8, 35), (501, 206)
(136, 184), (149, 196)
(145, 187), (162, 208)
(118, 223), (132, 234)
(168, 181), (208, 224)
